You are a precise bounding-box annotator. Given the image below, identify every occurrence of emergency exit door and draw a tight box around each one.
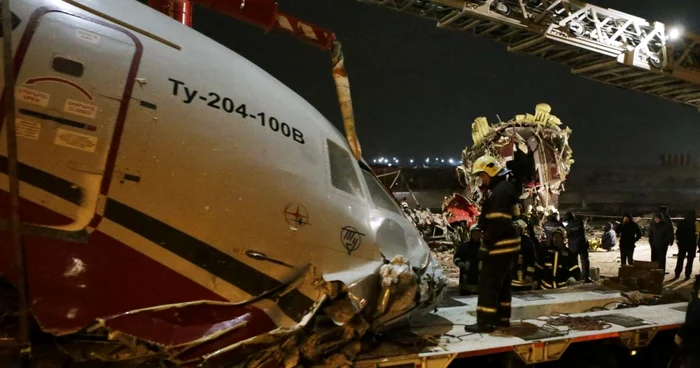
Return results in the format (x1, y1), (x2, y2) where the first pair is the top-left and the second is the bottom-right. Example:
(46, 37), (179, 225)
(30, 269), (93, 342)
(3, 10), (139, 230)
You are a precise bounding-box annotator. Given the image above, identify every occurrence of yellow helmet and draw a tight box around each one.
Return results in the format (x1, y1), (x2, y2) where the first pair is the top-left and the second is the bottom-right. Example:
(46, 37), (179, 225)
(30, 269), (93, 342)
(471, 155), (506, 177)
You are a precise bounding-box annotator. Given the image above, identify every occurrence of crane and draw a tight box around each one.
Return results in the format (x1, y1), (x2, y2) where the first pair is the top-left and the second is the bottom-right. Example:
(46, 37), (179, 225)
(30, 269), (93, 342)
(358, 0), (700, 109)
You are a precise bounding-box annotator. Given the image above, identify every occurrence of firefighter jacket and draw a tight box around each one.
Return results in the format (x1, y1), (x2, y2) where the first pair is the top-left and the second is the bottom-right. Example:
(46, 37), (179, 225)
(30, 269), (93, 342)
(534, 245), (581, 290)
(543, 216), (563, 246)
(512, 234), (538, 289)
(454, 239), (481, 292)
(477, 177), (521, 257)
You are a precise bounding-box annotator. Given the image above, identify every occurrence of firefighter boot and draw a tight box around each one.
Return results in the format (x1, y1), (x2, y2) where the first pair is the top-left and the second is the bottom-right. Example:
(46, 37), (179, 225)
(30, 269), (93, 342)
(464, 323), (496, 333)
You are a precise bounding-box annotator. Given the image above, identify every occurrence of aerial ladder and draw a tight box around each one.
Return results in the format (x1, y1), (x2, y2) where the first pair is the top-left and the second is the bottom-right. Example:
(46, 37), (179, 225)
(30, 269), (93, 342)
(359, 0), (700, 109)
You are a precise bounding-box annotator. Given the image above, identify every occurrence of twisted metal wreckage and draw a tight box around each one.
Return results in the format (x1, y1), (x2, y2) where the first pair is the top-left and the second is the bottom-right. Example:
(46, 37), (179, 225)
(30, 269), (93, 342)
(403, 103), (575, 243)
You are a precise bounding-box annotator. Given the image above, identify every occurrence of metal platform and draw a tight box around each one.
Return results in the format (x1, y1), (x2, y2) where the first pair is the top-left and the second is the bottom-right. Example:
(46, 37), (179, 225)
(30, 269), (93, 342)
(354, 288), (686, 368)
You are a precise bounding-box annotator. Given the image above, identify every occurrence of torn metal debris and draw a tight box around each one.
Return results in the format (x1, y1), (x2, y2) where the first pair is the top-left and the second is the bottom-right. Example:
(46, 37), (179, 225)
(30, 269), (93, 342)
(458, 103), (574, 224)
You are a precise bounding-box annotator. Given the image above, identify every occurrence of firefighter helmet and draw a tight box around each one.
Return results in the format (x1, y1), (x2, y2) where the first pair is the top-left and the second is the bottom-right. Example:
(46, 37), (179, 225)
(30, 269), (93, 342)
(471, 155), (509, 177)
(514, 219), (528, 230)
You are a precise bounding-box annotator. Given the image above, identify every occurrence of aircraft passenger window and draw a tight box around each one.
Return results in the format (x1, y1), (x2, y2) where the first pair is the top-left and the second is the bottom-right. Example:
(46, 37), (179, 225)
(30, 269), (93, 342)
(52, 57), (84, 78)
(327, 139), (364, 198)
(361, 170), (402, 215)
(0, 12), (20, 38)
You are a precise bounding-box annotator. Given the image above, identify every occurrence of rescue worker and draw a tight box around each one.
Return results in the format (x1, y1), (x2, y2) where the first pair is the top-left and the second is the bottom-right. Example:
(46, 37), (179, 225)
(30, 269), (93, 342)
(563, 212), (591, 282)
(542, 212), (562, 246)
(464, 155), (520, 333)
(649, 212), (674, 273)
(673, 210), (698, 282)
(601, 222), (617, 252)
(676, 275), (700, 367)
(511, 219), (538, 291)
(453, 224), (482, 296)
(534, 227), (582, 290)
(617, 213), (642, 266)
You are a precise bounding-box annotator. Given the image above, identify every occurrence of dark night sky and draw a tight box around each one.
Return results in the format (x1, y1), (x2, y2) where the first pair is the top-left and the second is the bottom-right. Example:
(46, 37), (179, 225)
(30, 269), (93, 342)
(168, 0), (700, 166)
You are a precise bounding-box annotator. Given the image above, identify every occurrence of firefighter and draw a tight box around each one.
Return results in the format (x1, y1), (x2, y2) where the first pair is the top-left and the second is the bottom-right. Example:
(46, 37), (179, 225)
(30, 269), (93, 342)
(463, 155), (520, 333)
(563, 212), (591, 282)
(534, 227), (582, 290)
(453, 224), (482, 296)
(512, 219), (538, 291)
(542, 212), (563, 246)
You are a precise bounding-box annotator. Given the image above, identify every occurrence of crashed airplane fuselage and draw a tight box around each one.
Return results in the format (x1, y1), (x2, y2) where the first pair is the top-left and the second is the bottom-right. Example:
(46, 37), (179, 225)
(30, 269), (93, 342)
(0, 0), (445, 365)
(457, 103), (574, 217)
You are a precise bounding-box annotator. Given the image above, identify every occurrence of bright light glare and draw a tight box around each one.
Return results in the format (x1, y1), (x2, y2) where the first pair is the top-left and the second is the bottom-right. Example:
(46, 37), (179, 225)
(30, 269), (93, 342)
(410, 159), (414, 163)
(448, 158), (454, 163)
(426, 158), (430, 162)
(669, 27), (682, 40)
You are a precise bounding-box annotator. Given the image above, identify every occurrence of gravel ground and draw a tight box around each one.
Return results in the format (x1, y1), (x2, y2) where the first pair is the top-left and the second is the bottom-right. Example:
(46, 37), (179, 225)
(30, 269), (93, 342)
(434, 238), (700, 291)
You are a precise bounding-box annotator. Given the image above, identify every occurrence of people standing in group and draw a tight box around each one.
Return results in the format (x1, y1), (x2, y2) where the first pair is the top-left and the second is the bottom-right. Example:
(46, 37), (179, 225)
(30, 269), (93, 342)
(649, 211), (674, 274)
(673, 211), (698, 282)
(617, 213), (642, 266)
(453, 224), (482, 296)
(601, 222), (617, 252)
(563, 212), (591, 282)
(463, 155), (520, 333)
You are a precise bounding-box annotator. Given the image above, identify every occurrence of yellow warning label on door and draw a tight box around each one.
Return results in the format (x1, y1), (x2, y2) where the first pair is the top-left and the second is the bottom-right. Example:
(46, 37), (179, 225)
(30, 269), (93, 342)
(16, 119), (41, 140)
(55, 128), (98, 153)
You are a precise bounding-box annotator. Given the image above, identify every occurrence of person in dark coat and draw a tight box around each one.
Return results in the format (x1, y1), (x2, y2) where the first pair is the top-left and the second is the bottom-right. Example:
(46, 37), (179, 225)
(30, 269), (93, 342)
(601, 222), (617, 252)
(676, 275), (700, 366)
(542, 212), (562, 246)
(659, 205), (675, 242)
(673, 210), (698, 281)
(464, 155), (520, 333)
(564, 212), (591, 282)
(617, 213), (642, 266)
(649, 212), (674, 273)
(454, 224), (482, 295)
(534, 227), (581, 290)
(511, 219), (538, 291)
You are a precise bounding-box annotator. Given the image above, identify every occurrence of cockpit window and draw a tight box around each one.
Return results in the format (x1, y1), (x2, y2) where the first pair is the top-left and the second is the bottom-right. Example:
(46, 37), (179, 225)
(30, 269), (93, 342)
(0, 12), (20, 38)
(361, 170), (402, 215)
(327, 139), (363, 198)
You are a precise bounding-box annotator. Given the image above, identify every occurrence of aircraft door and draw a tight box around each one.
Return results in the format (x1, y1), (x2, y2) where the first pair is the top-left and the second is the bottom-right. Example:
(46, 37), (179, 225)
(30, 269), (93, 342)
(5, 11), (138, 230)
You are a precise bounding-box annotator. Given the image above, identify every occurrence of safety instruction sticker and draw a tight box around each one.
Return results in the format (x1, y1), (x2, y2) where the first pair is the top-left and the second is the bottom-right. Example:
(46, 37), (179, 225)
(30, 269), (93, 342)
(76, 29), (101, 44)
(64, 99), (98, 119)
(16, 87), (50, 107)
(55, 128), (98, 153)
(16, 119), (41, 140)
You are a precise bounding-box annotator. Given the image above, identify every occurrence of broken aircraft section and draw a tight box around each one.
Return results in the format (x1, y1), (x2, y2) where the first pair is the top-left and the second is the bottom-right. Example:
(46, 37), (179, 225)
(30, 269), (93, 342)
(457, 103), (574, 224)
